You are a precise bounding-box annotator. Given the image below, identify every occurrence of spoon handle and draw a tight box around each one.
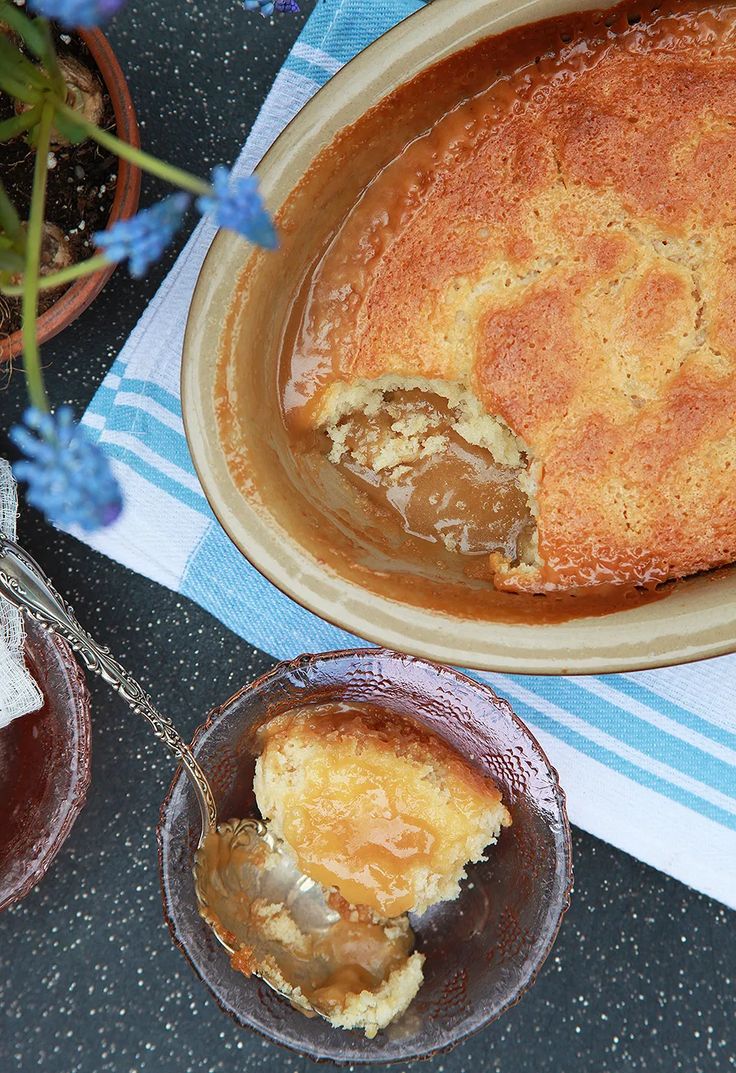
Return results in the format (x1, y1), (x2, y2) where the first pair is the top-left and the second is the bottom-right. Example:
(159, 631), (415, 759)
(0, 535), (217, 833)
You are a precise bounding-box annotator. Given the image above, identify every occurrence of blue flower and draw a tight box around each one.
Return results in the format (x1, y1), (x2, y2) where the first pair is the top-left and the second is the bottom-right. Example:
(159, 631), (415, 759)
(28, 0), (127, 29)
(10, 408), (123, 532)
(94, 194), (189, 278)
(197, 166), (277, 249)
(244, 0), (299, 12)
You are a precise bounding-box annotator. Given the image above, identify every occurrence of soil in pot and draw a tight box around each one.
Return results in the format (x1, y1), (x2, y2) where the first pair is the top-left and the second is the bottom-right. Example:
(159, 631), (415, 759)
(0, 28), (118, 342)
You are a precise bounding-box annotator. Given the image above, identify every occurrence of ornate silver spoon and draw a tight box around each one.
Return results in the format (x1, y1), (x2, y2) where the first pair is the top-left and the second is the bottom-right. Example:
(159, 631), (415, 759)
(0, 535), (340, 1018)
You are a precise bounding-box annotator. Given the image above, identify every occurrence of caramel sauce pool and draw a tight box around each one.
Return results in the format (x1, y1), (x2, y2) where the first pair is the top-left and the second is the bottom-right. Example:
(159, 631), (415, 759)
(334, 390), (535, 560)
(309, 915), (412, 1012)
(199, 824), (414, 1015)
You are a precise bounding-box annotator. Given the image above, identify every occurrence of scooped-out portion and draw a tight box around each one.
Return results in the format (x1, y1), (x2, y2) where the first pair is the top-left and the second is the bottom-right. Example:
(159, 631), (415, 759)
(196, 818), (425, 1039)
(317, 377), (539, 571)
(198, 702), (510, 1038)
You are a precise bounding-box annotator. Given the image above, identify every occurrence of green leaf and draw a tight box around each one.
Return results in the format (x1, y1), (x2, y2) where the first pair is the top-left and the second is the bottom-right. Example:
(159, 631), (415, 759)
(0, 249), (24, 274)
(0, 70), (39, 104)
(0, 1), (47, 60)
(0, 35), (47, 87)
(0, 44), (45, 104)
(0, 181), (21, 243)
(0, 104), (41, 142)
(50, 109), (87, 145)
(40, 25), (66, 97)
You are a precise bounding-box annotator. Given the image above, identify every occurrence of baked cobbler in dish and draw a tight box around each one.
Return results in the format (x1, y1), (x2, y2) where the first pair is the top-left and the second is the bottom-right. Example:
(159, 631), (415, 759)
(282, 0), (736, 594)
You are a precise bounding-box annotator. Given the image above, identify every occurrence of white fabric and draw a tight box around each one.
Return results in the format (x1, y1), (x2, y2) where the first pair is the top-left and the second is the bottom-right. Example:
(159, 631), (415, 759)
(0, 460), (42, 726)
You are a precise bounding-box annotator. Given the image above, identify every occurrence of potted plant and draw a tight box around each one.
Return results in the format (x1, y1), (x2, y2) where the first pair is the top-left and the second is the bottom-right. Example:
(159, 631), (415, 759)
(0, 19), (141, 361)
(0, 0), (296, 533)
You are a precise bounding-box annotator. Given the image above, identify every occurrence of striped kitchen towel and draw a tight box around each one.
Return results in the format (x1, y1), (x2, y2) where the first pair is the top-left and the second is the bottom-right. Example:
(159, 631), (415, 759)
(76, 0), (736, 909)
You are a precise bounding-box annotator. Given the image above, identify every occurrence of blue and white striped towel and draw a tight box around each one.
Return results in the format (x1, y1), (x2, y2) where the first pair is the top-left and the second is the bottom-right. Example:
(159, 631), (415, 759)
(77, 0), (736, 909)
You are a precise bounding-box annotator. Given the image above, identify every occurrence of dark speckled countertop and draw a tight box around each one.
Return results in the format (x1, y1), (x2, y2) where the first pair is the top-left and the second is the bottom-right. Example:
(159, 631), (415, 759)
(0, 2), (734, 1070)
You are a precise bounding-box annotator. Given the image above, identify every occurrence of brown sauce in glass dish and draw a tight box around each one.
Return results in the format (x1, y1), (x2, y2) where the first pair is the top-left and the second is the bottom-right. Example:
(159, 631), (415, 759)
(217, 0), (736, 623)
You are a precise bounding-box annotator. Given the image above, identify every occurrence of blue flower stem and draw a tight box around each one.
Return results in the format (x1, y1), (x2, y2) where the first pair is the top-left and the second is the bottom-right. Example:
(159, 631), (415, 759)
(56, 102), (212, 197)
(21, 99), (54, 414)
(1, 253), (112, 296)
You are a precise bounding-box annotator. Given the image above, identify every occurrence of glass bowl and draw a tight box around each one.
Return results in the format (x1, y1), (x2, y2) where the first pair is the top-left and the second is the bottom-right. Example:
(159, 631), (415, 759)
(0, 619), (91, 913)
(157, 649), (572, 1063)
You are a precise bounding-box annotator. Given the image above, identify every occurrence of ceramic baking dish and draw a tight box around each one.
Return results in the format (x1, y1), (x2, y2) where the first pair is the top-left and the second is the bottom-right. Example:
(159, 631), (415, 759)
(182, 0), (736, 673)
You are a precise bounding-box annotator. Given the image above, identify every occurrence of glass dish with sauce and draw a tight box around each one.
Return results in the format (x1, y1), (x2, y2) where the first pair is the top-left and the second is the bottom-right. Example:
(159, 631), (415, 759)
(158, 649), (572, 1063)
(0, 620), (91, 914)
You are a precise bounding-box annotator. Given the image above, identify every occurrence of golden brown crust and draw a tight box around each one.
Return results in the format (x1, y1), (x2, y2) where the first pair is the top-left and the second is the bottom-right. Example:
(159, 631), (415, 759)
(290, 1), (736, 591)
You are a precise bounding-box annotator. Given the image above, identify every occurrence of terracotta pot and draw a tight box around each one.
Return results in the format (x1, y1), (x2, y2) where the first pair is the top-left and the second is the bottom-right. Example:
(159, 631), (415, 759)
(0, 28), (141, 362)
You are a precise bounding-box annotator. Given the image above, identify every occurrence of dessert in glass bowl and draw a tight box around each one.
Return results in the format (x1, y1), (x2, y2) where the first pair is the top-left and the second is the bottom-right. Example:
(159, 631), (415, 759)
(199, 700), (511, 1038)
(158, 649), (572, 1062)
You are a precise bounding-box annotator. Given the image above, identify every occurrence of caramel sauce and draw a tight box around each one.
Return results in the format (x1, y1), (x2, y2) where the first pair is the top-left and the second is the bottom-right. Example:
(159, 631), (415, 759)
(281, 753), (437, 917)
(309, 918), (412, 1010)
(205, 826), (415, 1015)
(310, 967), (375, 1011)
(331, 390), (534, 560)
(344, 439), (527, 557)
(257, 702), (502, 917)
